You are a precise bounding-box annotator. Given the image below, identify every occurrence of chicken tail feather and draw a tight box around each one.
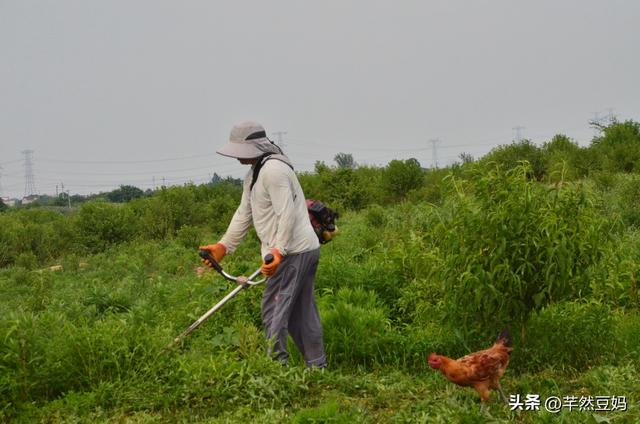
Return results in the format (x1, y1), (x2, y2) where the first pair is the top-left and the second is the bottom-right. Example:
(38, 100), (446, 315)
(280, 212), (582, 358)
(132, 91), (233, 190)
(496, 326), (512, 348)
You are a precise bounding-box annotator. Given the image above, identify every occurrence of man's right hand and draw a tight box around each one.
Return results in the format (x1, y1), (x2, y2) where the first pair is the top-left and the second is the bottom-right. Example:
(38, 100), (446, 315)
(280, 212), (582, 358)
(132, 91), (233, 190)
(199, 243), (227, 268)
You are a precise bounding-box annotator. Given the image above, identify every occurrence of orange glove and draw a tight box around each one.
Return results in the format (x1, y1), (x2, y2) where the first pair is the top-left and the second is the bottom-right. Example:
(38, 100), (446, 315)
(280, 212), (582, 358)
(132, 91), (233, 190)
(199, 243), (227, 268)
(261, 248), (283, 277)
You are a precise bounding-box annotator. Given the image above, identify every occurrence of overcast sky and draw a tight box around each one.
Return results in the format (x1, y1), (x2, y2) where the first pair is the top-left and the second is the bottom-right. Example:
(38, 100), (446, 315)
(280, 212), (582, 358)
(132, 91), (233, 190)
(1, 1), (639, 198)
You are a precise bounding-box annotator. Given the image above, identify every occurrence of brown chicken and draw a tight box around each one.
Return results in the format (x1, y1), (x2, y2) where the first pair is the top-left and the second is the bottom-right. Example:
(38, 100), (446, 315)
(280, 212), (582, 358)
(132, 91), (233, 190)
(428, 328), (512, 409)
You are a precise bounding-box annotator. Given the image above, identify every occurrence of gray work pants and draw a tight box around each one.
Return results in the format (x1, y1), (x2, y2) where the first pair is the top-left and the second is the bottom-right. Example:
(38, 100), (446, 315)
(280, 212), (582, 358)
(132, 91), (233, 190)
(261, 248), (327, 368)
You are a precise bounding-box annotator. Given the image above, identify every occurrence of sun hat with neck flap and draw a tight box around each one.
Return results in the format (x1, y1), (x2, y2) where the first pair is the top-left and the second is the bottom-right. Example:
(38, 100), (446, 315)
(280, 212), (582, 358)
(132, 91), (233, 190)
(216, 121), (282, 159)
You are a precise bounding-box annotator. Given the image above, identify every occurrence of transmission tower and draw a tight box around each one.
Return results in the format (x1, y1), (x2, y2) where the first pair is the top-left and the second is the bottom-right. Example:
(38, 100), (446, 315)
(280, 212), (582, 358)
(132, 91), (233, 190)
(22, 149), (37, 196)
(605, 107), (616, 124)
(429, 138), (440, 169)
(512, 126), (525, 142)
(272, 131), (287, 149)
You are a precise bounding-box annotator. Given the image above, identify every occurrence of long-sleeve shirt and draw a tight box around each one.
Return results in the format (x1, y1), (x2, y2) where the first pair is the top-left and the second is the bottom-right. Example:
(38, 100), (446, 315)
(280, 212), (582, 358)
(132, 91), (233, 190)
(220, 158), (320, 257)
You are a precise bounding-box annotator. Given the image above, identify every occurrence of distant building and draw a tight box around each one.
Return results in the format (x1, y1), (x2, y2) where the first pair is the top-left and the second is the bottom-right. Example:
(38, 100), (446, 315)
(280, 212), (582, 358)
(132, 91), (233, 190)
(1, 197), (18, 207)
(21, 195), (40, 205)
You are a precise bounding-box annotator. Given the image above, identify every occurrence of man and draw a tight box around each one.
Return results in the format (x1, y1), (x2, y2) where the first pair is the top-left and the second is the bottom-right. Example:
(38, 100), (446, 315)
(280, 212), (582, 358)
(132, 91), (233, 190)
(200, 121), (327, 368)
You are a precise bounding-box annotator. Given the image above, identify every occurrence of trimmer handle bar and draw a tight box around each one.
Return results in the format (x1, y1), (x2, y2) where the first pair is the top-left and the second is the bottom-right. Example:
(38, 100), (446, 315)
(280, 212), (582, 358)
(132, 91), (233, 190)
(199, 250), (273, 286)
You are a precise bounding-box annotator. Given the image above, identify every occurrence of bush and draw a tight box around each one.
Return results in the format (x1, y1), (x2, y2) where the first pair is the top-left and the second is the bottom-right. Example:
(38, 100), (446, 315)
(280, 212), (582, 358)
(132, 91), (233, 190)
(135, 186), (197, 239)
(0, 210), (72, 267)
(409, 163), (611, 342)
(542, 134), (584, 182)
(73, 201), (139, 251)
(320, 288), (401, 368)
(383, 158), (424, 201)
(176, 225), (202, 249)
(591, 120), (640, 173)
(299, 164), (384, 211)
(481, 140), (545, 180)
(525, 301), (618, 371)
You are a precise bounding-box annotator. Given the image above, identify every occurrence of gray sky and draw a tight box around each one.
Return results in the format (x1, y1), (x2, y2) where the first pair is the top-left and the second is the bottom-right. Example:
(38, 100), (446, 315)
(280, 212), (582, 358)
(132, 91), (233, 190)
(1, 1), (639, 198)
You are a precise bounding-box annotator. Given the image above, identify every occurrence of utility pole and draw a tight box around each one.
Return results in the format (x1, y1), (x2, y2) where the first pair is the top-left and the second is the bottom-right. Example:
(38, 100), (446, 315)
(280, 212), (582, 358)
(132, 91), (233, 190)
(22, 149), (37, 197)
(429, 138), (440, 169)
(59, 182), (70, 208)
(272, 131), (287, 149)
(512, 126), (525, 142)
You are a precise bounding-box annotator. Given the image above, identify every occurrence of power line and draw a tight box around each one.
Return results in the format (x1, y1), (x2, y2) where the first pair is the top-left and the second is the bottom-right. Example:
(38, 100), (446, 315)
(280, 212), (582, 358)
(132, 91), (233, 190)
(43, 152), (218, 165)
(0, 159), (22, 166)
(35, 163), (238, 177)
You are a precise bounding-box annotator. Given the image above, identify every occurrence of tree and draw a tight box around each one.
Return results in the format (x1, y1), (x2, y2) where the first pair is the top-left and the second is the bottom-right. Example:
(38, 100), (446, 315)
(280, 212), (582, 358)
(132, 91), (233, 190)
(106, 185), (144, 203)
(334, 153), (356, 169)
(0, 198), (7, 212)
(542, 134), (583, 182)
(459, 152), (474, 164)
(210, 173), (223, 184)
(383, 158), (424, 201)
(591, 120), (640, 173)
(481, 140), (545, 180)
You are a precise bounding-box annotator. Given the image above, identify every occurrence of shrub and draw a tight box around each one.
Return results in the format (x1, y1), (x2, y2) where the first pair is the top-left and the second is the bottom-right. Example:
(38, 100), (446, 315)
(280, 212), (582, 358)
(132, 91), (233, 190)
(135, 186), (197, 239)
(0, 210), (72, 267)
(524, 301), (618, 371)
(320, 288), (401, 368)
(383, 158), (424, 201)
(591, 120), (640, 173)
(176, 225), (202, 249)
(481, 140), (545, 180)
(542, 134), (583, 182)
(105, 185), (145, 203)
(411, 163), (611, 343)
(73, 201), (139, 251)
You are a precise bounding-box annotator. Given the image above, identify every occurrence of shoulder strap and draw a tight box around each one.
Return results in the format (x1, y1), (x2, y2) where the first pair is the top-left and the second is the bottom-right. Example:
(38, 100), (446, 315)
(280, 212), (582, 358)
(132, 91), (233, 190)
(250, 154), (294, 190)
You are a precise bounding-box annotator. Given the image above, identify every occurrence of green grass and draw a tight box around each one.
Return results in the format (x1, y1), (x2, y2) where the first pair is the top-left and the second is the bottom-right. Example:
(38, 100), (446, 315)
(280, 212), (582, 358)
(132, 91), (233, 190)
(2, 182), (640, 422)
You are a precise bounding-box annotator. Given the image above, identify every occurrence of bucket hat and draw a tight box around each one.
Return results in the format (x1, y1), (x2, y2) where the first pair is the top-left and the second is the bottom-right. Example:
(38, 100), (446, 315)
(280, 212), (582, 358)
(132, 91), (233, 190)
(217, 121), (276, 159)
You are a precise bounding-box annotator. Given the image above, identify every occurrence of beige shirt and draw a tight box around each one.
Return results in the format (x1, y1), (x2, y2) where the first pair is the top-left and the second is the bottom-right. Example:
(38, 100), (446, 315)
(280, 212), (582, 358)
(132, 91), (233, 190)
(220, 159), (320, 257)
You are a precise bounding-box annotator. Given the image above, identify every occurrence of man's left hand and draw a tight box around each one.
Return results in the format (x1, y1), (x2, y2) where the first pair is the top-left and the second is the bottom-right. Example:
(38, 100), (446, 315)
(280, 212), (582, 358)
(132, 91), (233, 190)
(262, 248), (283, 277)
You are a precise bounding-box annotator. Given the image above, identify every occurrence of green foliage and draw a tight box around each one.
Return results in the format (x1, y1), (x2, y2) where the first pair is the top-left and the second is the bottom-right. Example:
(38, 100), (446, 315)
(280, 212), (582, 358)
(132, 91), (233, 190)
(73, 201), (139, 251)
(616, 174), (640, 227)
(363, 204), (387, 228)
(542, 134), (584, 182)
(481, 140), (545, 180)
(592, 120), (640, 173)
(292, 398), (365, 423)
(135, 186), (197, 239)
(3, 125), (640, 421)
(176, 224), (202, 249)
(320, 288), (399, 368)
(383, 158), (424, 201)
(415, 163), (610, 336)
(524, 301), (618, 371)
(406, 167), (449, 205)
(0, 209), (73, 267)
(299, 165), (383, 211)
(334, 152), (356, 169)
(105, 184), (145, 203)
(0, 198), (7, 212)
(587, 230), (640, 309)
